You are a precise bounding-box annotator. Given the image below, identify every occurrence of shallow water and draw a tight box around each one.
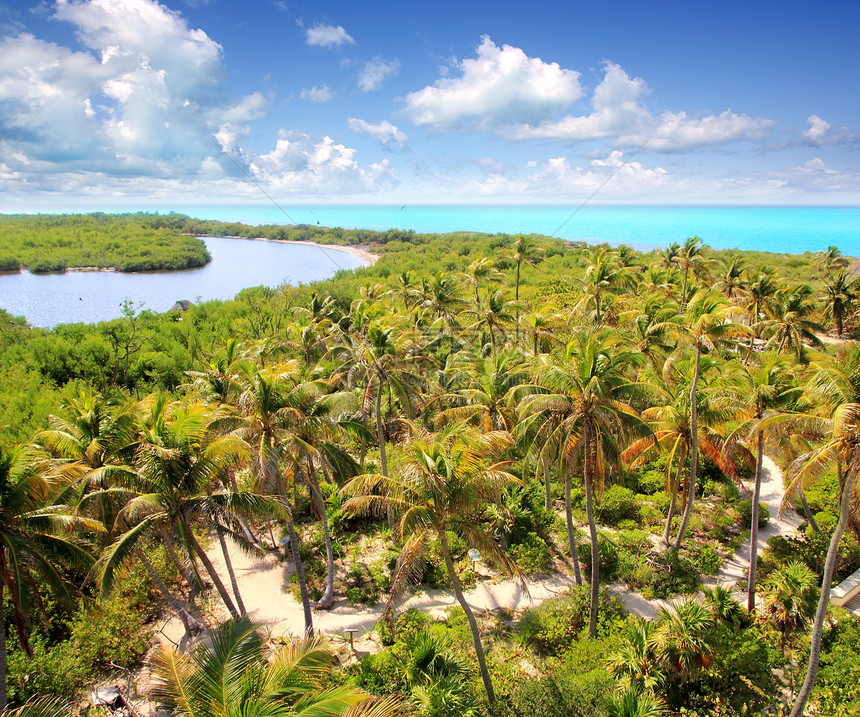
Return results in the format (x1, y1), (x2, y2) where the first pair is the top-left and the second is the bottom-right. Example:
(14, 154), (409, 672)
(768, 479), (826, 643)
(0, 236), (365, 328)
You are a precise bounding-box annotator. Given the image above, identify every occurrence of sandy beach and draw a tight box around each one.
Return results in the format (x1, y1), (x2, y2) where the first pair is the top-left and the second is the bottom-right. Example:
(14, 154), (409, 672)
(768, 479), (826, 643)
(256, 238), (379, 266)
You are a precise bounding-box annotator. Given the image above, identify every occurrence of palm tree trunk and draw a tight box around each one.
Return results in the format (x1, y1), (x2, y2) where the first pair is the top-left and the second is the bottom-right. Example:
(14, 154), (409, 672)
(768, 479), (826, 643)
(0, 581), (6, 712)
(790, 461), (858, 717)
(308, 464), (336, 610)
(136, 548), (202, 636)
(660, 462), (683, 549)
(179, 517), (239, 619)
(160, 524), (202, 601)
(216, 526), (247, 616)
(542, 455), (552, 513)
(277, 484), (314, 636)
(515, 261), (521, 344)
(583, 422), (599, 639)
(799, 487), (821, 533)
(674, 345), (701, 551)
(563, 457), (583, 585)
(747, 429), (765, 612)
(375, 381), (388, 476)
(438, 529), (496, 705)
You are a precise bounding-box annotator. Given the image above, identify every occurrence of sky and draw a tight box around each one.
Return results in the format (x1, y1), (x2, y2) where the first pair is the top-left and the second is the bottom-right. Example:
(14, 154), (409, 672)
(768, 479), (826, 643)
(1, 0), (859, 210)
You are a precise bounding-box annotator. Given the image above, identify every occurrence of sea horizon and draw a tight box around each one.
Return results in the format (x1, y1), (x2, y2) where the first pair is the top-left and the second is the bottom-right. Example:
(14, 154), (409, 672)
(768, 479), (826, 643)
(3, 203), (858, 256)
(111, 204), (860, 256)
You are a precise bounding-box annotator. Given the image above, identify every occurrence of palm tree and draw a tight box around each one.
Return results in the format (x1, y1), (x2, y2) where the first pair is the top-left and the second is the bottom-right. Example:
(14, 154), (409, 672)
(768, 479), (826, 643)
(150, 616), (402, 717)
(230, 362), (318, 634)
(672, 292), (750, 550)
(785, 398), (860, 717)
(519, 332), (647, 636)
(463, 289), (521, 362)
(607, 620), (663, 694)
(815, 245), (849, 279)
(653, 597), (714, 684)
(761, 561), (818, 653)
(605, 686), (666, 717)
(624, 356), (741, 549)
(509, 235), (542, 343)
(713, 255), (746, 302)
(723, 353), (800, 610)
(758, 284), (825, 363)
(822, 269), (858, 337)
(673, 236), (711, 307)
(0, 445), (99, 710)
(577, 247), (637, 325)
(341, 424), (522, 705)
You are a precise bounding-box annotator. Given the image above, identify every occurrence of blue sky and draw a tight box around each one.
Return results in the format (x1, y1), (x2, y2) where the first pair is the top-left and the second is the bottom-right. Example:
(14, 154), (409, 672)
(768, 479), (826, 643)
(1, 0), (858, 209)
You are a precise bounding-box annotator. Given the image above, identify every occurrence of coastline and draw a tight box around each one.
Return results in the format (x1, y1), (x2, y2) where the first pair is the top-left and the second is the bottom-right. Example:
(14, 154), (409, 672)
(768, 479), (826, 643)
(248, 236), (379, 266)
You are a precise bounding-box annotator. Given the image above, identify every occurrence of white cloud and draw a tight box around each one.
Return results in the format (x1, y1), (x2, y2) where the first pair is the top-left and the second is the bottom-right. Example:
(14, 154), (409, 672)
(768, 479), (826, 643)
(300, 85), (335, 103)
(348, 118), (407, 149)
(402, 35), (581, 128)
(358, 56), (399, 91)
(305, 23), (354, 48)
(509, 63), (775, 150)
(802, 114), (860, 146)
(240, 131), (397, 193)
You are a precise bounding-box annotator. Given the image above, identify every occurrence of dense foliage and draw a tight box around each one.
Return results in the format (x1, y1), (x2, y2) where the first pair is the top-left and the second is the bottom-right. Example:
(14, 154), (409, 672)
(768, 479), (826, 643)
(0, 216), (858, 716)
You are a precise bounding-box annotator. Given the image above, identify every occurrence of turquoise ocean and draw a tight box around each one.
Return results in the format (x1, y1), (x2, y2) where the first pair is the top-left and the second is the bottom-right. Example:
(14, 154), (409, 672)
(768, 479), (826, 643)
(166, 204), (860, 256)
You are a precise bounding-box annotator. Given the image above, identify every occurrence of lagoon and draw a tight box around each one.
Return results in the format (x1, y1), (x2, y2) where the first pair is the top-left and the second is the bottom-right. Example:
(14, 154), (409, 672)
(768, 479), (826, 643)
(0, 236), (366, 329)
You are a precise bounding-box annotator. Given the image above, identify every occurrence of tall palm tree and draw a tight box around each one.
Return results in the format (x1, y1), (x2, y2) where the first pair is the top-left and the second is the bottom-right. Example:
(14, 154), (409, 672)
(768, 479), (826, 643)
(672, 292), (750, 550)
(673, 236), (711, 308)
(723, 353), (800, 610)
(624, 356), (741, 549)
(713, 255), (746, 302)
(463, 289), (521, 361)
(509, 235), (542, 343)
(758, 284), (825, 363)
(785, 398), (860, 717)
(230, 362), (318, 634)
(0, 445), (99, 710)
(577, 247), (637, 325)
(761, 561), (817, 654)
(822, 269), (858, 338)
(150, 616), (402, 717)
(340, 424), (522, 705)
(519, 332), (647, 636)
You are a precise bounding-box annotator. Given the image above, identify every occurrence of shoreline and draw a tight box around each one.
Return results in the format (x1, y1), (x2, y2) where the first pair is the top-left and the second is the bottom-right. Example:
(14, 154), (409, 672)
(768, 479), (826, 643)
(273, 239), (379, 266)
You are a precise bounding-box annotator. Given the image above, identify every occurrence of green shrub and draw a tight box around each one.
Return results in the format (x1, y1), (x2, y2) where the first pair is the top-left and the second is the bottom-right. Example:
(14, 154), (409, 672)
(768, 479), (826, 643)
(693, 544), (723, 575)
(642, 550), (701, 599)
(517, 585), (627, 655)
(509, 532), (553, 574)
(596, 485), (638, 525)
(635, 468), (665, 495)
(737, 499), (770, 529)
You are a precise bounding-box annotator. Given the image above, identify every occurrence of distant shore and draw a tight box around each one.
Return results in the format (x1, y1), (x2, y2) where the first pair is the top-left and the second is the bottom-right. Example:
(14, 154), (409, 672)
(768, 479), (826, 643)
(239, 235), (379, 266)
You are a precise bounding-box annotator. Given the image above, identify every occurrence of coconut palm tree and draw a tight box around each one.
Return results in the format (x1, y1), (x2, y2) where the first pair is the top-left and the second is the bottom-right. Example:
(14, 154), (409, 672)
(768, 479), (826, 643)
(509, 235), (542, 343)
(822, 269), (859, 338)
(672, 292), (750, 550)
(713, 255), (746, 302)
(785, 398), (860, 717)
(673, 236), (711, 308)
(758, 284), (825, 363)
(0, 445), (100, 710)
(577, 247), (637, 325)
(340, 423), (523, 705)
(722, 353), (800, 610)
(761, 561), (818, 653)
(518, 332), (647, 636)
(463, 288), (521, 361)
(150, 616), (402, 717)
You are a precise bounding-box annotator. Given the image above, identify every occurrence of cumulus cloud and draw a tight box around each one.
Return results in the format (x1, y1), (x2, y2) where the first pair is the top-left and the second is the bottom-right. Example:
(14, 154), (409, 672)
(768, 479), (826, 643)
(402, 35), (581, 128)
(458, 152), (673, 201)
(508, 63), (775, 150)
(348, 118), (408, 149)
(404, 43), (776, 152)
(358, 56), (400, 91)
(802, 114), (860, 146)
(305, 23), (354, 48)
(300, 85), (335, 103)
(0, 0), (391, 198)
(240, 131), (397, 193)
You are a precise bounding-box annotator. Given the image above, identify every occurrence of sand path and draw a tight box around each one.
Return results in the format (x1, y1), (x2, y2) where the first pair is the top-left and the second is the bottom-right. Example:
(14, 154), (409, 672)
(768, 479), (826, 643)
(154, 454), (801, 650)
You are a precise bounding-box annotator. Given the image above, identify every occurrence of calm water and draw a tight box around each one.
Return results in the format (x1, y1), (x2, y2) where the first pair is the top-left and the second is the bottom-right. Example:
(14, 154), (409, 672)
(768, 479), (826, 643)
(168, 204), (860, 255)
(0, 237), (365, 328)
